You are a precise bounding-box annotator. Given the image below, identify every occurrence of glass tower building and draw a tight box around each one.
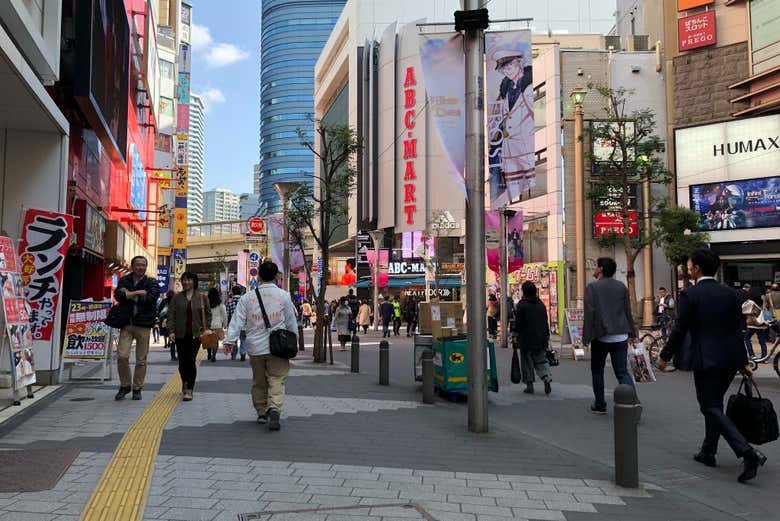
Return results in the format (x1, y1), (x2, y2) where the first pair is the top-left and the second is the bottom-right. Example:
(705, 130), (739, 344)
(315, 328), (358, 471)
(258, 0), (346, 215)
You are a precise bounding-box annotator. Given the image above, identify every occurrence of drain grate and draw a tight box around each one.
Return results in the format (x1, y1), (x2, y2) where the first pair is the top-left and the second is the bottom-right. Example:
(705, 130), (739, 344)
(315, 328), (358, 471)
(69, 397), (95, 402)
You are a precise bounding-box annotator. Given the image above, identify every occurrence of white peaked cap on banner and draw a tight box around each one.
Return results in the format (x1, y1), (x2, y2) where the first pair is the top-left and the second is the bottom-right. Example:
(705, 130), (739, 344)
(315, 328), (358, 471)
(493, 49), (524, 69)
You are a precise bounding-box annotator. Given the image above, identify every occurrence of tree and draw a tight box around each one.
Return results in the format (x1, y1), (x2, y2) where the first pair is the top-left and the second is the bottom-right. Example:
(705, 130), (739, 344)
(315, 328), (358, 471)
(586, 85), (671, 318)
(286, 121), (361, 363)
(654, 206), (709, 289)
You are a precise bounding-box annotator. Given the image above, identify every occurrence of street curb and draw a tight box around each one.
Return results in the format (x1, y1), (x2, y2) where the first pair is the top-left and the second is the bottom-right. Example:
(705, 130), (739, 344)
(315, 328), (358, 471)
(0, 384), (73, 439)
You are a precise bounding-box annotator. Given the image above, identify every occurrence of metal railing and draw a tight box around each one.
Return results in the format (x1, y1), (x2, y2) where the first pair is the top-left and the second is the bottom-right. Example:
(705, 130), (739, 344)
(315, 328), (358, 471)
(187, 220), (247, 237)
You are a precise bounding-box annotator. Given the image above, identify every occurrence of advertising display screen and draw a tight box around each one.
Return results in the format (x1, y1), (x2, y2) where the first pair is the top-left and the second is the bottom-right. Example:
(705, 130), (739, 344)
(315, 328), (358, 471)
(690, 176), (780, 231)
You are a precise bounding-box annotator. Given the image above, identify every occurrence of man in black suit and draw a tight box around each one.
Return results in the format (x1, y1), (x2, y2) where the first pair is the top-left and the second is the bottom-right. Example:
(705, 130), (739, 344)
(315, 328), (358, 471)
(659, 247), (766, 483)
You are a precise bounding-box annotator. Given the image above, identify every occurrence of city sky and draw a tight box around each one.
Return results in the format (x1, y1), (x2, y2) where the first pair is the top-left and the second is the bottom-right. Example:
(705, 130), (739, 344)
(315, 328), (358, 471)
(189, 0), (260, 196)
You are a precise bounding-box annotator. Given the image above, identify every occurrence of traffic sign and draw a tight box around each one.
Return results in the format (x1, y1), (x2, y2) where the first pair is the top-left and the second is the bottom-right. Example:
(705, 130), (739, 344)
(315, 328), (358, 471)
(249, 252), (260, 263)
(247, 217), (265, 234)
(249, 267), (258, 277)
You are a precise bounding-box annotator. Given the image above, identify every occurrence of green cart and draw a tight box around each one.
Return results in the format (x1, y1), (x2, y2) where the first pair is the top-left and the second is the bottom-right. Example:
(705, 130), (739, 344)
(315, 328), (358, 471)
(431, 334), (498, 395)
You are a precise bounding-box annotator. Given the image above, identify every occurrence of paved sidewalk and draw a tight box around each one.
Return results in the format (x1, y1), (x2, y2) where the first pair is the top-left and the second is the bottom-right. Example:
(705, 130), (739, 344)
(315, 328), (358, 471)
(0, 330), (775, 520)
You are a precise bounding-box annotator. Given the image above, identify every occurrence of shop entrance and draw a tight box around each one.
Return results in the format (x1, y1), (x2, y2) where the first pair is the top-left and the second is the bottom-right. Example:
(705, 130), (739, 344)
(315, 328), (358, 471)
(721, 259), (780, 291)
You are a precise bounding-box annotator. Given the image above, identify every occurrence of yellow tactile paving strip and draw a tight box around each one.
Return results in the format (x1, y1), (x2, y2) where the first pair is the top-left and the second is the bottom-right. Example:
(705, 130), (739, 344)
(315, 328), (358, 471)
(79, 349), (205, 521)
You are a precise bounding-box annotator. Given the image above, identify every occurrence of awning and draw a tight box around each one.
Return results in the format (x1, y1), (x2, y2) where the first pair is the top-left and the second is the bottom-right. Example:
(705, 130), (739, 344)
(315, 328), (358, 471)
(355, 276), (462, 289)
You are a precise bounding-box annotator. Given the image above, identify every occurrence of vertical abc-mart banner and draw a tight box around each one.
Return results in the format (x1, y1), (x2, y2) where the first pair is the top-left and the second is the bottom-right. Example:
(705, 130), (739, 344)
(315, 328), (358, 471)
(18, 209), (73, 341)
(485, 30), (534, 210)
(62, 300), (112, 360)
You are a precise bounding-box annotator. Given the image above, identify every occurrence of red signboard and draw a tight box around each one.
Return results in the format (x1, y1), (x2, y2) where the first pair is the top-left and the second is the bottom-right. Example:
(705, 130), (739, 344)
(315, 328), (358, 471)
(594, 211), (638, 238)
(678, 11), (716, 52)
(0, 237), (19, 273)
(18, 209), (73, 341)
(247, 217), (265, 234)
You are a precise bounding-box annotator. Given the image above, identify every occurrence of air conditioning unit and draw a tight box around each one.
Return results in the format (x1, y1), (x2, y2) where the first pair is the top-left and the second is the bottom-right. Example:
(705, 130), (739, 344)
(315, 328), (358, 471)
(633, 35), (650, 51)
(605, 35), (621, 51)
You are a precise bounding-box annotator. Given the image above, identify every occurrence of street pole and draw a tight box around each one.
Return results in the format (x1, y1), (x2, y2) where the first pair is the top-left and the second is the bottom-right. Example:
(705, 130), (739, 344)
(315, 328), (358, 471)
(369, 229), (383, 331)
(274, 182), (298, 292)
(460, 0), (489, 433)
(573, 101), (585, 307)
(641, 175), (654, 326)
(499, 209), (508, 350)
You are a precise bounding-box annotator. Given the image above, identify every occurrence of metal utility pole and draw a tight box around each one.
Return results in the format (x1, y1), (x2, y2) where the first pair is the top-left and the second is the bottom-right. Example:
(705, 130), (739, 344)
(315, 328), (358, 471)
(457, 2), (489, 433)
(570, 86), (587, 306)
(641, 176), (654, 326)
(274, 182), (298, 292)
(499, 209), (508, 349)
(368, 229), (384, 331)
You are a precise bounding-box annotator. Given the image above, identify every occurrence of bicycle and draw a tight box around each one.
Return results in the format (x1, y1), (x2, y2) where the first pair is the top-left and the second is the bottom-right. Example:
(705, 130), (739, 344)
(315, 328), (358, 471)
(638, 319), (673, 371)
(747, 320), (780, 378)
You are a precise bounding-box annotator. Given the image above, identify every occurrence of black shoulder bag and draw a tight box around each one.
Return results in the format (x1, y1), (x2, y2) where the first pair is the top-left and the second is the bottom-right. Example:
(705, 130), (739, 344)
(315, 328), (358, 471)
(255, 288), (298, 359)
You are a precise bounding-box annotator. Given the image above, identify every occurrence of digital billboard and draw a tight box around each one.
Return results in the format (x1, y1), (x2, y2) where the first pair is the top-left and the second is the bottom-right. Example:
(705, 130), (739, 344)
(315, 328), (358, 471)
(690, 176), (780, 231)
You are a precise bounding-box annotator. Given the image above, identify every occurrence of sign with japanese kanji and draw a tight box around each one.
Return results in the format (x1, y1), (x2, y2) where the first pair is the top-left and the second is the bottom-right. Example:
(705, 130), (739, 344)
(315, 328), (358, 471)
(594, 210), (639, 238)
(247, 217), (265, 234)
(62, 300), (112, 360)
(18, 209), (73, 341)
(175, 166), (188, 197)
(0, 236), (20, 273)
(173, 208), (187, 249)
(678, 11), (716, 52)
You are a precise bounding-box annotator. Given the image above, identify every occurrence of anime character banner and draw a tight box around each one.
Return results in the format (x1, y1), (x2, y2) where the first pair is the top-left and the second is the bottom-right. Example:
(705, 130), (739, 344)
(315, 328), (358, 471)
(267, 215), (305, 279)
(18, 209), (73, 341)
(418, 33), (466, 195)
(690, 176), (780, 231)
(486, 31), (535, 210)
(485, 211), (524, 274)
(0, 236), (35, 388)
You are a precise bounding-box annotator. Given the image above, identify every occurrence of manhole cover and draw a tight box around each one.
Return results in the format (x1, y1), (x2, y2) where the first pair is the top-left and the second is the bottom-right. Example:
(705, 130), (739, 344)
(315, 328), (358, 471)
(69, 397), (95, 402)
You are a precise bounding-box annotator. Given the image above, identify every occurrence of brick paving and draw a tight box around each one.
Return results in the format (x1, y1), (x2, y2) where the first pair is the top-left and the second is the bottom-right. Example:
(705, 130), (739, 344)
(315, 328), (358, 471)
(0, 331), (776, 520)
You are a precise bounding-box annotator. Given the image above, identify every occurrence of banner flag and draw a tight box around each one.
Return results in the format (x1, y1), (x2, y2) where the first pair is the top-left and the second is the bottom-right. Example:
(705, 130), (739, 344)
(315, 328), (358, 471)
(485, 211), (524, 274)
(485, 30), (535, 209)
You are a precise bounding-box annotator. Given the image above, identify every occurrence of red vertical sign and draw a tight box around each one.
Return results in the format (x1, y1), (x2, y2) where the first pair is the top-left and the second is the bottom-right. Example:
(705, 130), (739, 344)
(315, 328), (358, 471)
(17, 209), (73, 341)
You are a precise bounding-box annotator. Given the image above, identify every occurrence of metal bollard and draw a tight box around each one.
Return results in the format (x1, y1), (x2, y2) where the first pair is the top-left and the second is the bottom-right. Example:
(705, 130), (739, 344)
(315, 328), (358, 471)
(422, 349), (435, 404)
(379, 340), (389, 385)
(614, 384), (641, 488)
(351, 334), (360, 373)
(298, 324), (305, 352)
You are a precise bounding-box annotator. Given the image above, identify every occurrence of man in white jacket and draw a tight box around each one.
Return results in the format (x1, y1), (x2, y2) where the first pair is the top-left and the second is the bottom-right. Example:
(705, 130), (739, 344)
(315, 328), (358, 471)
(223, 262), (298, 431)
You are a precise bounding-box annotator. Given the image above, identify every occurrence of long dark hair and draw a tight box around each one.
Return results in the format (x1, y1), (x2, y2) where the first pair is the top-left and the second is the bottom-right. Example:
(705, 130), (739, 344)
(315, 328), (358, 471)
(208, 287), (221, 308)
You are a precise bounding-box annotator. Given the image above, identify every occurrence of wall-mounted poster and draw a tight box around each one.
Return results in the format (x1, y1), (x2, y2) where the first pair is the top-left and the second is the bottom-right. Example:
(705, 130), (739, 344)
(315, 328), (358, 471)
(690, 176), (780, 231)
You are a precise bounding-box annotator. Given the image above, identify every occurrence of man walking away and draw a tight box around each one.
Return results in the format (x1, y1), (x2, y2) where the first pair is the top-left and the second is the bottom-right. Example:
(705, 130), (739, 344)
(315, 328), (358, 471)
(656, 287), (674, 341)
(658, 247), (766, 483)
(404, 297), (418, 337)
(768, 283), (780, 320)
(301, 299), (313, 328)
(513, 281), (552, 395)
(347, 289), (359, 334)
(392, 296), (402, 336)
(379, 296), (394, 338)
(583, 257), (637, 414)
(225, 285), (247, 361)
(114, 256), (160, 401)
(223, 262), (298, 431)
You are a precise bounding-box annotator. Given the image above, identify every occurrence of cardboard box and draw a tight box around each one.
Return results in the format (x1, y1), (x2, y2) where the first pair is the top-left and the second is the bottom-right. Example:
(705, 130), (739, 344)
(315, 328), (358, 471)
(419, 302), (464, 337)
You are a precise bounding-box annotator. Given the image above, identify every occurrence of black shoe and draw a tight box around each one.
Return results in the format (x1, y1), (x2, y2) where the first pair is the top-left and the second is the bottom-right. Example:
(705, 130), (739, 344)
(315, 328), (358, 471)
(257, 414), (268, 424)
(132, 390), (142, 400)
(523, 383), (534, 394)
(115, 387), (131, 400)
(210, 356), (216, 363)
(544, 380), (552, 395)
(268, 408), (281, 431)
(738, 449), (767, 483)
(240, 354), (246, 362)
(590, 403), (607, 415)
(27, 393), (34, 399)
(693, 452), (717, 468)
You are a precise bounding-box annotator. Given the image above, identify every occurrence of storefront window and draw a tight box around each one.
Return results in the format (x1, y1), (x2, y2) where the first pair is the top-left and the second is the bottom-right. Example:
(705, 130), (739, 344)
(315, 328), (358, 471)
(534, 84), (546, 132)
(523, 216), (548, 264)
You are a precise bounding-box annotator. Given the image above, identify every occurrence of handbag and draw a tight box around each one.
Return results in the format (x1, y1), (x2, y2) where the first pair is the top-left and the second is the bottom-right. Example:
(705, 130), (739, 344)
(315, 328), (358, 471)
(104, 303), (129, 329)
(198, 294), (219, 349)
(727, 377), (779, 445)
(545, 348), (560, 367)
(510, 347), (522, 384)
(255, 288), (298, 359)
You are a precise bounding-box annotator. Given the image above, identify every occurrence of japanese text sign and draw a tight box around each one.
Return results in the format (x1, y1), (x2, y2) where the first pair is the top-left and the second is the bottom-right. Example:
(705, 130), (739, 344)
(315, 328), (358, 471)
(679, 11), (716, 52)
(62, 300), (112, 359)
(594, 210), (639, 238)
(18, 209), (73, 341)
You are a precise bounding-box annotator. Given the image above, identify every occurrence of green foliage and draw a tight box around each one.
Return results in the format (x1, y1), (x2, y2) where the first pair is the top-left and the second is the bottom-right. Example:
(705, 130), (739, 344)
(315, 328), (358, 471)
(654, 206), (709, 267)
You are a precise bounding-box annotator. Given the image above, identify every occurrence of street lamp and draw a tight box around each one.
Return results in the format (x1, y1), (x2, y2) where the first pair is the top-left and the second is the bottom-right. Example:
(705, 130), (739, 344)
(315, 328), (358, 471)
(368, 229), (384, 331)
(637, 155), (654, 327)
(570, 85), (587, 306)
(499, 209), (516, 350)
(273, 182), (298, 292)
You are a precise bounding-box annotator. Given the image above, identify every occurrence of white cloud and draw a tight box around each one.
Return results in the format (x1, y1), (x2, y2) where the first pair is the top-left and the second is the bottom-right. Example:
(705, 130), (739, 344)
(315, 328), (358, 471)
(197, 88), (226, 112)
(205, 43), (250, 68)
(190, 23), (213, 51)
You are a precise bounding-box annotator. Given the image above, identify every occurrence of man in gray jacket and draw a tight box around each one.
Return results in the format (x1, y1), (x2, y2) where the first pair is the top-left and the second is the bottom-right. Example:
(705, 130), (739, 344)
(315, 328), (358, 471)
(583, 257), (637, 414)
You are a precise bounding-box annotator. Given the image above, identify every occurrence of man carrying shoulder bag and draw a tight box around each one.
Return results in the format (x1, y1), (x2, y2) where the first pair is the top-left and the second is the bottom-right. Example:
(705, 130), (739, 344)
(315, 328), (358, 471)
(223, 262), (298, 431)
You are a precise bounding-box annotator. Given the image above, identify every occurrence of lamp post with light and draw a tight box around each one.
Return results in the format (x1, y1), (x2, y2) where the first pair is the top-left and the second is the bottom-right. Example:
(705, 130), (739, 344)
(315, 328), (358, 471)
(368, 229), (384, 331)
(273, 182), (298, 292)
(570, 85), (587, 306)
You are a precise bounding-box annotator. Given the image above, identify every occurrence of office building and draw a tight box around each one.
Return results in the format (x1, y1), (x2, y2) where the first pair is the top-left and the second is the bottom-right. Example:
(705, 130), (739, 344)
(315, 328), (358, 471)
(188, 92), (206, 223)
(257, 0), (347, 215)
(240, 192), (262, 220)
(203, 188), (240, 223)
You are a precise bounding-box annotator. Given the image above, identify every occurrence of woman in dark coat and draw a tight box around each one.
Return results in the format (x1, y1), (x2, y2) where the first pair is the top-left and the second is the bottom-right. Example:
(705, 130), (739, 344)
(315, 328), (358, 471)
(513, 281), (552, 395)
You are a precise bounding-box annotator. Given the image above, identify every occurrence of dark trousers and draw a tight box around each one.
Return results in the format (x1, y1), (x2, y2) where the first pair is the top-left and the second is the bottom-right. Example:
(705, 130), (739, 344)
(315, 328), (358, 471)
(393, 317), (402, 336)
(406, 319), (417, 336)
(487, 316), (498, 336)
(382, 319), (391, 337)
(590, 339), (635, 407)
(694, 369), (752, 457)
(744, 328), (768, 358)
(168, 338), (177, 360)
(176, 336), (200, 391)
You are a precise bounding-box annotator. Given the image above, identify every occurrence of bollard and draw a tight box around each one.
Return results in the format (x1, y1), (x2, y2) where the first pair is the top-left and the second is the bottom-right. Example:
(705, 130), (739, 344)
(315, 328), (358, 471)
(614, 384), (641, 488)
(298, 324), (305, 352)
(379, 340), (389, 385)
(351, 334), (360, 373)
(422, 349), (435, 404)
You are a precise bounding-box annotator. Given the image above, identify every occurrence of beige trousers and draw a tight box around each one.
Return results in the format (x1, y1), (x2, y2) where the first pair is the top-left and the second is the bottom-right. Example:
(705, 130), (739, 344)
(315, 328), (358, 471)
(249, 354), (290, 414)
(117, 325), (151, 390)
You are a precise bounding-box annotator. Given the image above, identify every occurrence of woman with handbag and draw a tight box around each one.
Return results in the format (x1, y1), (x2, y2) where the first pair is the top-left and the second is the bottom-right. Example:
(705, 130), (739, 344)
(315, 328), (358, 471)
(512, 281), (552, 395)
(207, 288), (227, 362)
(167, 272), (212, 401)
(743, 298), (769, 360)
(334, 297), (353, 351)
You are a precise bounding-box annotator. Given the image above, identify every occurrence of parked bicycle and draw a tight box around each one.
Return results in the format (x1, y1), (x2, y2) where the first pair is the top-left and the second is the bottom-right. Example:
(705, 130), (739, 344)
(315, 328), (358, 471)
(638, 321), (673, 371)
(748, 320), (780, 378)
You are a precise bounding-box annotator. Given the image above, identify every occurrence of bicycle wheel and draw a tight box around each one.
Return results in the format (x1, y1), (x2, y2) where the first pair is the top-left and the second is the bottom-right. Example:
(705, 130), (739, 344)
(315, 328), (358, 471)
(773, 352), (780, 379)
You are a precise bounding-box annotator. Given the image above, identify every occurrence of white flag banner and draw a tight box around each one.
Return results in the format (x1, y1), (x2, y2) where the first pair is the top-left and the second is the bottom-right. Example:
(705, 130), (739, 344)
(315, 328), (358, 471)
(486, 30), (535, 209)
(418, 33), (466, 196)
